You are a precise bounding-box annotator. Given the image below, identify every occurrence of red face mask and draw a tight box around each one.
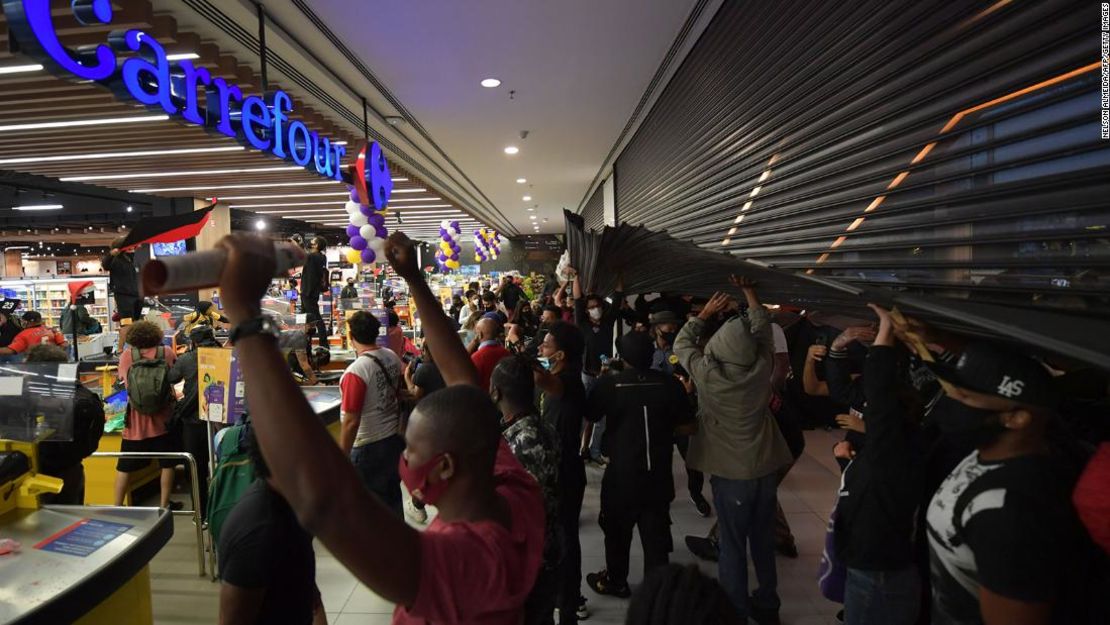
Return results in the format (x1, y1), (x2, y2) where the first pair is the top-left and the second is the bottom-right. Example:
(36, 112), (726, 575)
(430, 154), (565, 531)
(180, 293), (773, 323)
(398, 453), (450, 505)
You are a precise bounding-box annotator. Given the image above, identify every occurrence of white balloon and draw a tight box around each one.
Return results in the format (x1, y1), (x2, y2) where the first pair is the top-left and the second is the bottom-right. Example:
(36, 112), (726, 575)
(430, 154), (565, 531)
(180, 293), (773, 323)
(350, 212), (368, 227)
(440, 219), (451, 229)
(369, 236), (385, 254)
(359, 224), (375, 239)
(450, 226), (460, 237)
(345, 201), (361, 216)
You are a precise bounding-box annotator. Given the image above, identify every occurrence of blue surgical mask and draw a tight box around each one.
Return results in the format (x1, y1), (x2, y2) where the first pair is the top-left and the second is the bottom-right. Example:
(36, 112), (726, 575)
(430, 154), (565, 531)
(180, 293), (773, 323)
(537, 356), (554, 371)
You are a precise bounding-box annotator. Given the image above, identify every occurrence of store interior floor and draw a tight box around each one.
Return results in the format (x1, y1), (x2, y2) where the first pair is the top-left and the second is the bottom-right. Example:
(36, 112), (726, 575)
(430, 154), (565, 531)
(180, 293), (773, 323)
(147, 430), (845, 625)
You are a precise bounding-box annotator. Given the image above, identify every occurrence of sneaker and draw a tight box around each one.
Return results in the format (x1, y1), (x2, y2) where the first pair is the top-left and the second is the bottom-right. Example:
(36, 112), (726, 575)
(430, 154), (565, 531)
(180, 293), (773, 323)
(576, 596), (590, 620)
(690, 493), (711, 517)
(685, 535), (719, 562)
(748, 596), (781, 625)
(586, 570), (631, 598)
(405, 497), (428, 524)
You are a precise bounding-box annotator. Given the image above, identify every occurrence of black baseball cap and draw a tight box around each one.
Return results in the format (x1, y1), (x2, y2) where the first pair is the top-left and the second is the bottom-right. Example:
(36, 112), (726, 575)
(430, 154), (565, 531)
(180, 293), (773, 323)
(22, 311), (42, 323)
(925, 342), (1057, 409)
(649, 310), (681, 326)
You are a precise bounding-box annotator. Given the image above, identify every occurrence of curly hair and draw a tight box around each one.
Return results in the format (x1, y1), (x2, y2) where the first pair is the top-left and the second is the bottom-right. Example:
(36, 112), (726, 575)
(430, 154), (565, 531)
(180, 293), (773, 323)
(126, 320), (164, 349)
(25, 344), (68, 363)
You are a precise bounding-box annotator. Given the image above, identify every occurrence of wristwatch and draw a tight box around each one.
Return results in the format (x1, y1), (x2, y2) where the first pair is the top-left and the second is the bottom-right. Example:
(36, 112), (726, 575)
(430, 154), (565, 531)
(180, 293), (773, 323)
(229, 315), (280, 344)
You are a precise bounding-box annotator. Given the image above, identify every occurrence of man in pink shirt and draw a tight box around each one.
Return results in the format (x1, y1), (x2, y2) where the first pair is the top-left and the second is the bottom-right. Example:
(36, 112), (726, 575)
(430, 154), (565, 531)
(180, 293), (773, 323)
(215, 231), (546, 625)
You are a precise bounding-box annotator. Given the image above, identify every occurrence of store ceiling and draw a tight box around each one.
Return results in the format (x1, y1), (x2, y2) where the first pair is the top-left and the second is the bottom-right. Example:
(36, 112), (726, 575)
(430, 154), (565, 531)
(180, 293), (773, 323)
(260, 0), (704, 237)
(0, 0), (493, 241)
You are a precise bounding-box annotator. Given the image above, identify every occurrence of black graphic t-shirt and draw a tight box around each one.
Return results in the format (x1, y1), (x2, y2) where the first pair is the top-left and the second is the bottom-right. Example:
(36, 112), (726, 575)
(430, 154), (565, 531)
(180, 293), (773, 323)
(926, 451), (1080, 624)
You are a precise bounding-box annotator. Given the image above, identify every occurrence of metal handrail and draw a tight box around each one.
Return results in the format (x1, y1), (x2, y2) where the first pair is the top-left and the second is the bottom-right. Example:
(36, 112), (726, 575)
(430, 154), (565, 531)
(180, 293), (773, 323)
(89, 451), (211, 578)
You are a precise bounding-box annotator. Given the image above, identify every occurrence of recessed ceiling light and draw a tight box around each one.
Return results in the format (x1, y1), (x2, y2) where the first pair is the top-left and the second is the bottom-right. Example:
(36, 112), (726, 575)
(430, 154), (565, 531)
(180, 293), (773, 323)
(255, 219), (267, 230)
(526, 207), (535, 211)
(0, 63), (44, 74)
(12, 204), (63, 211)
(516, 178), (527, 184)
(529, 215), (537, 220)
(0, 114), (168, 133)
(392, 188), (428, 194)
(480, 78), (501, 88)
(504, 146), (519, 155)
(126, 206), (133, 212)
(522, 195), (532, 201)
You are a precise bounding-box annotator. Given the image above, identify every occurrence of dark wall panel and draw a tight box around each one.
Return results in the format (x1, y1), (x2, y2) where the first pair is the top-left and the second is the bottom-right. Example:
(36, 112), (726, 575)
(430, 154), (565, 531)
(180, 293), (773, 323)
(614, 0), (1108, 316)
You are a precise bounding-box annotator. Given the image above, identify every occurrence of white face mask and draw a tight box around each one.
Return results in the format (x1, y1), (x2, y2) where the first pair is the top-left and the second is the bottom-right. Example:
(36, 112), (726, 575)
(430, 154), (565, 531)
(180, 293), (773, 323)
(588, 307), (603, 321)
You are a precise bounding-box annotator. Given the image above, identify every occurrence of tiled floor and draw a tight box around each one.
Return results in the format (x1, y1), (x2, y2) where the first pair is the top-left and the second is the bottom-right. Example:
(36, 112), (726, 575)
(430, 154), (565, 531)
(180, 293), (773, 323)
(148, 430), (846, 624)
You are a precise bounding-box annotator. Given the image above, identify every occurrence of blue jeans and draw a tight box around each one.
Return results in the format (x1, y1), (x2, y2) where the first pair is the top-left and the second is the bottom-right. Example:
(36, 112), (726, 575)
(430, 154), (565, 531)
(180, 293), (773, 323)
(711, 473), (780, 618)
(844, 566), (920, 625)
(350, 434), (405, 518)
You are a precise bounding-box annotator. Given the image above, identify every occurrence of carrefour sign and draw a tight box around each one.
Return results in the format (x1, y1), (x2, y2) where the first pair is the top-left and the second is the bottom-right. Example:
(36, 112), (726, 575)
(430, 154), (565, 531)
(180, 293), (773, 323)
(3, 0), (346, 181)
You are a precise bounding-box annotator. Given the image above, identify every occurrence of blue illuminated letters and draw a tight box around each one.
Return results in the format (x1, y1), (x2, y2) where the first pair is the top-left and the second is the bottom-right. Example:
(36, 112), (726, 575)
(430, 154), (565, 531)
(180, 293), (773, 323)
(2, 0), (345, 181)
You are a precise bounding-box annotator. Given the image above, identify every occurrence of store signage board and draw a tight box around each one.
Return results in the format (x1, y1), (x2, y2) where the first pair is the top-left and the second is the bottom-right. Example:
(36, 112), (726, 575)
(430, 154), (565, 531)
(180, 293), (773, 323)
(2, 0), (345, 181)
(34, 519), (133, 558)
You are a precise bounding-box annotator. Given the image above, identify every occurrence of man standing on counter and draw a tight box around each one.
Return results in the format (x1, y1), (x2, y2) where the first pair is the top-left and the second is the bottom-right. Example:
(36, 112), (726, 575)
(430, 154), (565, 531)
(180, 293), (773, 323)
(214, 231), (544, 624)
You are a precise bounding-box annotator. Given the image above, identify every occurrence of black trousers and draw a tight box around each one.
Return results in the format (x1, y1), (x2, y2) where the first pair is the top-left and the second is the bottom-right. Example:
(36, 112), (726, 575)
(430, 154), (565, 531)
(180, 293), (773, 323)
(674, 435), (705, 498)
(524, 564), (560, 625)
(557, 475), (585, 625)
(181, 421), (211, 517)
(600, 493), (672, 586)
(301, 295), (328, 347)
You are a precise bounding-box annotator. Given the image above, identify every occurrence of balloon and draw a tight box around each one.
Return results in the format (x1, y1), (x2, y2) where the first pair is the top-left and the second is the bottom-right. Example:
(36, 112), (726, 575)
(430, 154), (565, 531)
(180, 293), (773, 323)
(440, 219), (451, 229)
(368, 213), (385, 227)
(359, 203), (375, 217)
(449, 252), (458, 261)
(446, 259), (460, 270)
(345, 201), (360, 216)
(345, 248), (362, 264)
(361, 248), (377, 264)
(350, 236), (367, 251)
(349, 187), (360, 202)
(368, 237), (386, 254)
(439, 241), (452, 253)
(346, 224), (360, 238)
(439, 227), (448, 238)
(374, 224), (389, 239)
(360, 224), (375, 240)
(350, 212), (368, 227)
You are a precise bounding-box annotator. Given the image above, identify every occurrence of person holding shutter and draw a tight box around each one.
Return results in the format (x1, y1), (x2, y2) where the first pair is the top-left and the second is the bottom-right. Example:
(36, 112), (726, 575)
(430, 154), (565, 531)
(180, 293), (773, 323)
(339, 310), (405, 518)
(584, 331), (692, 598)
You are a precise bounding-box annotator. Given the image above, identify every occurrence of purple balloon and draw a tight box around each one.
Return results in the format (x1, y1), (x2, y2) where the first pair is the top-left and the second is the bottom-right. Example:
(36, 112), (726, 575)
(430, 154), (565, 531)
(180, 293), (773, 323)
(346, 224), (360, 238)
(439, 227), (448, 238)
(368, 213), (385, 227)
(359, 203), (374, 217)
(449, 252), (458, 261)
(374, 224), (389, 239)
(350, 235), (367, 251)
(361, 248), (377, 264)
(348, 186), (359, 202)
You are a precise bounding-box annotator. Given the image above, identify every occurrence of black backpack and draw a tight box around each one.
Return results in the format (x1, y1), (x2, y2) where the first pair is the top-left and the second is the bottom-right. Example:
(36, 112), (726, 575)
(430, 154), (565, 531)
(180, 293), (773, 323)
(127, 346), (173, 414)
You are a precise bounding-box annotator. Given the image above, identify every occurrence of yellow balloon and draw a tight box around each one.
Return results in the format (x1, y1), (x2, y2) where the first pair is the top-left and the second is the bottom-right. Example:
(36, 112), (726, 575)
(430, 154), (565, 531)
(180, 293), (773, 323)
(439, 241), (452, 253)
(446, 259), (460, 270)
(345, 248), (362, 264)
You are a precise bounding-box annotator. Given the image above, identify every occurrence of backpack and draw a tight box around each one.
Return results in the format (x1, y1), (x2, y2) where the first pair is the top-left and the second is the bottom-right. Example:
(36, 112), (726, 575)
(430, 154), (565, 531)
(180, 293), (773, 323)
(126, 346), (173, 414)
(207, 423), (255, 549)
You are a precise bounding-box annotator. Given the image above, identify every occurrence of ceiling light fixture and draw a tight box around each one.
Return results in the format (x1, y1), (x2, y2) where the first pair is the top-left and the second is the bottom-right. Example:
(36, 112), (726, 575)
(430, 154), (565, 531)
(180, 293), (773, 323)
(62, 165), (300, 182)
(392, 188), (428, 194)
(522, 195), (532, 201)
(0, 63), (44, 74)
(12, 204), (63, 211)
(529, 215), (537, 220)
(126, 205), (133, 212)
(255, 219), (267, 230)
(217, 192), (352, 201)
(503, 146), (519, 155)
(165, 53), (200, 61)
(516, 178), (527, 184)
(0, 114), (168, 133)
(480, 78), (502, 88)
(333, 141), (348, 146)
(131, 180), (343, 193)
(0, 145), (245, 165)
(387, 197), (444, 203)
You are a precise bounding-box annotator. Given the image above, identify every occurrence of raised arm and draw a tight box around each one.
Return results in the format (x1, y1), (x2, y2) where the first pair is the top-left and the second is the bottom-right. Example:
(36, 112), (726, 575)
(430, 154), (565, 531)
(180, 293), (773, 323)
(215, 233), (420, 607)
(385, 233), (480, 388)
(674, 291), (731, 383)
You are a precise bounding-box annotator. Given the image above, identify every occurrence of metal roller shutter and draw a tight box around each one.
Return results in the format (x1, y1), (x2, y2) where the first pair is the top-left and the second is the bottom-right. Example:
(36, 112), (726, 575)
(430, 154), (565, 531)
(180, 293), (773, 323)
(581, 184), (606, 232)
(614, 0), (1108, 317)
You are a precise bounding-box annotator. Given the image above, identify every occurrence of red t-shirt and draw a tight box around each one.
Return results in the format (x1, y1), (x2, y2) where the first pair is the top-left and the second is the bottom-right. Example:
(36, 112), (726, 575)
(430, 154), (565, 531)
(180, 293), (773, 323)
(470, 343), (511, 392)
(8, 325), (65, 353)
(393, 439), (545, 625)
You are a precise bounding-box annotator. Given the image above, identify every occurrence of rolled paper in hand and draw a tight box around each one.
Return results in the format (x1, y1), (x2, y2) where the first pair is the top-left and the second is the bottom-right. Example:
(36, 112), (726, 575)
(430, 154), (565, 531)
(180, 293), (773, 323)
(141, 241), (305, 296)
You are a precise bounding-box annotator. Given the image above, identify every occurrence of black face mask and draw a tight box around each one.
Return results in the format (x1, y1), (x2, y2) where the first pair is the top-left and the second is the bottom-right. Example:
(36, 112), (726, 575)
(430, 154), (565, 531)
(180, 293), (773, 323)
(929, 395), (1008, 446)
(660, 331), (678, 347)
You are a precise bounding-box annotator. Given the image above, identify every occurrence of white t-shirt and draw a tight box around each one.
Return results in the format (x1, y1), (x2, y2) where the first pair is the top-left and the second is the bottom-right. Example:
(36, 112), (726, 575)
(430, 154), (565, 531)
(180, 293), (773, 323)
(339, 348), (403, 446)
(772, 322), (788, 355)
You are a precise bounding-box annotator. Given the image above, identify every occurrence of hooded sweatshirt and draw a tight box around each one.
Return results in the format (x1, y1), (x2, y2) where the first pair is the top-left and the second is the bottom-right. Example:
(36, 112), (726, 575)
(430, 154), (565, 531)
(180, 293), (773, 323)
(674, 307), (792, 480)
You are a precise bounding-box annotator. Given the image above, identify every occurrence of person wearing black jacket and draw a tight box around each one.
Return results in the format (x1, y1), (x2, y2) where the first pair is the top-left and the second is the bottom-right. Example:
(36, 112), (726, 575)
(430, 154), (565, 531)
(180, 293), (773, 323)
(102, 237), (141, 322)
(0, 301), (22, 350)
(27, 344), (106, 505)
(825, 327), (874, 469)
(168, 325), (222, 514)
(300, 236), (329, 347)
(584, 332), (692, 598)
(834, 305), (923, 625)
